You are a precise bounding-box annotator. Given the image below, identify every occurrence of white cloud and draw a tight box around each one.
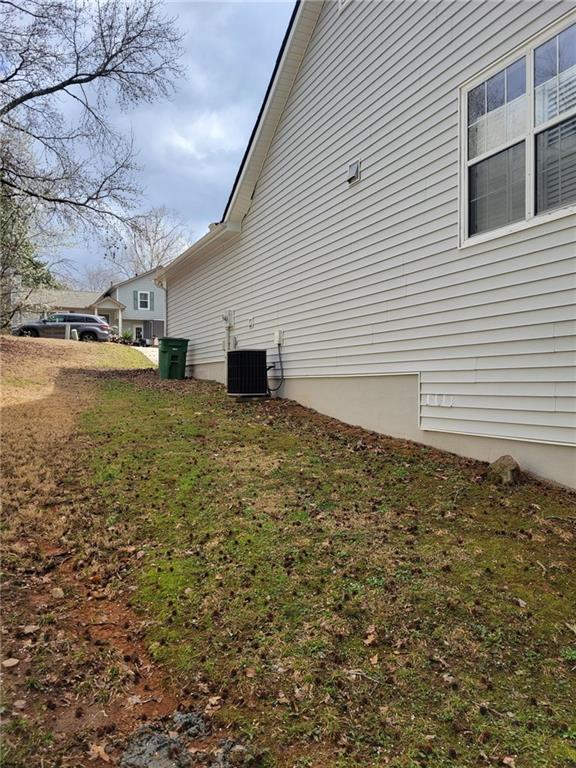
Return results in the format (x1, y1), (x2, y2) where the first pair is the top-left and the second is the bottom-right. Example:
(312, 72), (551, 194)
(162, 105), (253, 161)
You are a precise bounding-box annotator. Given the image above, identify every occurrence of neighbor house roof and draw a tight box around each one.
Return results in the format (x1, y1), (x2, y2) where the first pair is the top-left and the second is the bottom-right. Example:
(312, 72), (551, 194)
(24, 288), (101, 309)
(160, 0), (322, 280)
(92, 266), (163, 305)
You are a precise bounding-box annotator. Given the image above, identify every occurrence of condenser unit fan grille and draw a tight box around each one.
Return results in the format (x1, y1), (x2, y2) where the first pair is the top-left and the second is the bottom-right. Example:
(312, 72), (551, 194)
(227, 349), (268, 396)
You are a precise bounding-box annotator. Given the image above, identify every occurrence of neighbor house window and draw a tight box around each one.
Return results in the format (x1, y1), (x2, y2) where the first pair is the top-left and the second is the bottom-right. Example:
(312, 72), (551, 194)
(461, 19), (576, 241)
(138, 291), (149, 309)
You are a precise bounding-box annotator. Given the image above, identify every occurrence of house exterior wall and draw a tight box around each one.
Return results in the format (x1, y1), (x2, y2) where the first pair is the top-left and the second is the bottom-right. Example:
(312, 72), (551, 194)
(112, 274), (166, 323)
(167, 0), (576, 485)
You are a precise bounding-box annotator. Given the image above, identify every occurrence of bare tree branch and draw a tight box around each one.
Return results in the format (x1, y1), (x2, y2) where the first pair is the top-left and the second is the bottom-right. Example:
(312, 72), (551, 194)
(0, 0), (183, 229)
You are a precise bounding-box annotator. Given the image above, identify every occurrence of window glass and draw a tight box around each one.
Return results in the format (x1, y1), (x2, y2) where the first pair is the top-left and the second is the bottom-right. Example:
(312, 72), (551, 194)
(559, 24), (576, 73)
(468, 59), (526, 159)
(468, 84), (485, 124)
(535, 37), (557, 86)
(506, 58), (526, 101)
(536, 114), (576, 212)
(535, 23), (576, 124)
(487, 71), (505, 110)
(469, 143), (525, 235)
(139, 292), (149, 309)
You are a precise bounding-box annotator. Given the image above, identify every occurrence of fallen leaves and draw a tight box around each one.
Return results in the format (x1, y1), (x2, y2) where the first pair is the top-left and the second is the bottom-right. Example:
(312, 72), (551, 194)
(364, 624), (378, 646)
(2, 658), (20, 668)
(88, 743), (111, 763)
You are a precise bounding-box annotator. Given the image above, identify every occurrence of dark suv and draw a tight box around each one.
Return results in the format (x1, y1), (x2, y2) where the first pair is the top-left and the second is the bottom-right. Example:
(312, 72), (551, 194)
(13, 313), (111, 342)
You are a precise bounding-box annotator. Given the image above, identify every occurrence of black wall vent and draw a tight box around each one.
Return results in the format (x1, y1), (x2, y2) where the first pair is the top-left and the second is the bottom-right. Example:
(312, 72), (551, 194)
(227, 349), (268, 396)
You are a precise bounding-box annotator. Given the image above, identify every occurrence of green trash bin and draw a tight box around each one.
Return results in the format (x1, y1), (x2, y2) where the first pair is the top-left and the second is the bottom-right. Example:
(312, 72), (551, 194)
(158, 337), (189, 380)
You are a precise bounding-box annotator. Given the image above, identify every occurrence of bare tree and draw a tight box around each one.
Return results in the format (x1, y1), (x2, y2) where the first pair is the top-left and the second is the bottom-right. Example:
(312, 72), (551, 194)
(74, 260), (122, 292)
(0, 0), (183, 227)
(104, 206), (190, 277)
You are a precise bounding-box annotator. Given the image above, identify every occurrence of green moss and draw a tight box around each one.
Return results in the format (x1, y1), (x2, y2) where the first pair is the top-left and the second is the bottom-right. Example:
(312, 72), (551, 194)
(78, 376), (576, 767)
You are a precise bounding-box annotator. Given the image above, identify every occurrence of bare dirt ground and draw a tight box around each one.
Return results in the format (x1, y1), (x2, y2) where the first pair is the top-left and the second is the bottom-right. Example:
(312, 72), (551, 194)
(0, 339), (219, 766)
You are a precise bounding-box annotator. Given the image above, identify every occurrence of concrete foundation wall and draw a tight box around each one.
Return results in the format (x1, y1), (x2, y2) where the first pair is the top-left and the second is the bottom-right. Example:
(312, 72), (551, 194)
(189, 363), (575, 488)
(188, 361), (226, 385)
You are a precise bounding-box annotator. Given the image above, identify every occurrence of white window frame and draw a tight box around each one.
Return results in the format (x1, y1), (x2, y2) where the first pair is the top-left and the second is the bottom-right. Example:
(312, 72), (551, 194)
(138, 291), (150, 310)
(459, 11), (576, 248)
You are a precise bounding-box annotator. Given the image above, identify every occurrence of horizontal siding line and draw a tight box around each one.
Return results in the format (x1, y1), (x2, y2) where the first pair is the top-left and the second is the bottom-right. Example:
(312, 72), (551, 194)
(226, 327), (574, 355)
(166, 225), (574, 318)
(419, 409), (575, 428)
(240, 212), (573, 293)
(419, 399), (575, 414)
(237, 316), (574, 350)
(170, 217), (574, 313)
(168, 289), (574, 340)
(167, 210), (573, 307)
(274, 2), (525, 170)
(244, 328), (575, 355)
(273, 343), (572, 364)
(234, 306), (576, 345)
(265, 4), (556, 189)
(167, 292), (576, 343)
(266, 352), (575, 370)
(169, 270), (574, 330)
(175, 249), (576, 322)
(420, 424), (574, 448)
(253, 140), (459, 233)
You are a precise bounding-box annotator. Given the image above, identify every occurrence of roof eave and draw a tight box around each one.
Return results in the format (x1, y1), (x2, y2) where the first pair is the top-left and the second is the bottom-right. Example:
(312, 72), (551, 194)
(160, 1), (322, 281)
(158, 222), (241, 282)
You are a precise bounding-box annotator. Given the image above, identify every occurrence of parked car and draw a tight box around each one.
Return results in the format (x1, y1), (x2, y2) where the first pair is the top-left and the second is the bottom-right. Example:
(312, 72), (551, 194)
(13, 313), (111, 342)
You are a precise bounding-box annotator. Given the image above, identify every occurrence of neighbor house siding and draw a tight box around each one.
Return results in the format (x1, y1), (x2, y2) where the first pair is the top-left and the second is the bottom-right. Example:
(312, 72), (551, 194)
(113, 274), (166, 322)
(167, 0), (576, 448)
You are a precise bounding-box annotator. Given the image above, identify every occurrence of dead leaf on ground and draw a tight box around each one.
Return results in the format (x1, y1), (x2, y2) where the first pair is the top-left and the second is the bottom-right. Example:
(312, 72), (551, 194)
(88, 743), (111, 763)
(364, 624), (378, 646)
(2, 658), (19, 668)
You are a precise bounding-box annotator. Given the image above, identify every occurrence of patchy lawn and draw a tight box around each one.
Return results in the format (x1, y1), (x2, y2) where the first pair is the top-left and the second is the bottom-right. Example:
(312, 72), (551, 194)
(1, 338), (575, 768)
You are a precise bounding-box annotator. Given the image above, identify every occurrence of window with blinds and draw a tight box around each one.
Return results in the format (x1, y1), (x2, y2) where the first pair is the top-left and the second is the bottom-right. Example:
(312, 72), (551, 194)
(461, 19), (576, 242)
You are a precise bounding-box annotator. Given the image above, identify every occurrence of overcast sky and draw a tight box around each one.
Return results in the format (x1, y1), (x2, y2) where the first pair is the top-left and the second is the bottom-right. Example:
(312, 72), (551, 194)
(70, 0), (294, 270)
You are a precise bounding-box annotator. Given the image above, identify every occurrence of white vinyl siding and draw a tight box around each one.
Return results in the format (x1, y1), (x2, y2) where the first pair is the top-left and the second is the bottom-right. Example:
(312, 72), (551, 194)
(167, 0), (576, 448)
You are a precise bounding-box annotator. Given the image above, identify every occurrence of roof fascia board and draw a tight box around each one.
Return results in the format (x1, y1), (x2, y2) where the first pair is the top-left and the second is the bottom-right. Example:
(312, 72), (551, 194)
(223, 1), (322, 226)
(160, 1), (322, 281)
(158, 222), (240, 283)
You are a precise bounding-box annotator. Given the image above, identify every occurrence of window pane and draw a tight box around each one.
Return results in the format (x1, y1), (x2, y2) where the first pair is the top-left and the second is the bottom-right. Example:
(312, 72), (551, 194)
(469, 143), (525, 235)
(559, 24), (576, 73)
(507, 93), (527, 141)
(487, 71), (505, 111)
(535, 26), (576, 124)
(468, 59), (527, 159)
(536, 114), (576, 213)
(535, 37), (557, 87)
(468, 83), (485, 124)
(485, 106), (506, 149)
(506, 58), (526, 100)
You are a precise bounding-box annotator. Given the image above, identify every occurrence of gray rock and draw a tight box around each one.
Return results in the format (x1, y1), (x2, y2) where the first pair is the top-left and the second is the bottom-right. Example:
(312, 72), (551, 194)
(486, 455), (522, 486)
(119, 726), (191, 768)
(173, 711), (209, 739)
(207, 740), (252, 768)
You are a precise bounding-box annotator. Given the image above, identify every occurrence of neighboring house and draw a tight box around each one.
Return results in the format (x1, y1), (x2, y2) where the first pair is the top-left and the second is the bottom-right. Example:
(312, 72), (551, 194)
(11, 288), (105, 326)
(160, 1), (576, 487)
(91, 268), (166, 342)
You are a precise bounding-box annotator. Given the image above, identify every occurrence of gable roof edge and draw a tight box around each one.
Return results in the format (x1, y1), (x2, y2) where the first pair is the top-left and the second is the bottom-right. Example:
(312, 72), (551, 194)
(160, 0), (322, 281)
(222, 0), (323, 226)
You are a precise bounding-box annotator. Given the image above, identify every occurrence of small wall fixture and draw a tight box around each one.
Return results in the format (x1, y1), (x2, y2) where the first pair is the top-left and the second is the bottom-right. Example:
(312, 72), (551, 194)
(347, 160), (361, 185)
